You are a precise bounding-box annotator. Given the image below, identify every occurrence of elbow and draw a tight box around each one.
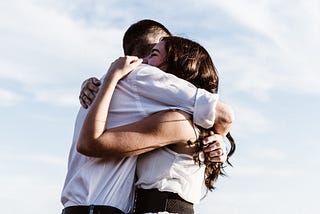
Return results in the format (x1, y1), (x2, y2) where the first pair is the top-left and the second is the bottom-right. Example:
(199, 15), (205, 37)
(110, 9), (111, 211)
(76, 139), (93, 156)
(223, 105), (235, 125)
(216, 102), (234, 125)
(76, 138), (124, 159)
(76, 137), (103, 157)
(214, 102), (235, 135)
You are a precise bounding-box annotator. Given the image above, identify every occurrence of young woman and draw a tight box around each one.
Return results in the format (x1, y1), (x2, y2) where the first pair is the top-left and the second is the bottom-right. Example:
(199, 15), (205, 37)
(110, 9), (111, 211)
(78, 36), (235, 213)
(133, 36), (235, 213)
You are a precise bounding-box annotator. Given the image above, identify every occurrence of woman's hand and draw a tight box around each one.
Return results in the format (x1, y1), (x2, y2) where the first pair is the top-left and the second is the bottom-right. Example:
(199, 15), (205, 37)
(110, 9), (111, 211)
(107, 56), (143, 80)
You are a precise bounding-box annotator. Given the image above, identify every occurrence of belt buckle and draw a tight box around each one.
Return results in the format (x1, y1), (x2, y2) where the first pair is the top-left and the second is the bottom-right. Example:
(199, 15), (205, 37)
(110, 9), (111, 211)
(89, 204), (94, 214)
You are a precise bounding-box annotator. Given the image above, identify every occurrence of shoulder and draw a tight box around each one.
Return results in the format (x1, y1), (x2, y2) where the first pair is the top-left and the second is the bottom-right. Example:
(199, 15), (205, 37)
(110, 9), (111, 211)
(134, 64), (162, 74)
(126, 64), (162, 81)
(133, 64), (175, 80)
(133, 64), (195, 89)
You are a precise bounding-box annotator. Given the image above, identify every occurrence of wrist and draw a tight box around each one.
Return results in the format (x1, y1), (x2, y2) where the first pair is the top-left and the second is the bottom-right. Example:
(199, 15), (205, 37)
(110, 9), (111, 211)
(104, 69), (122, 82)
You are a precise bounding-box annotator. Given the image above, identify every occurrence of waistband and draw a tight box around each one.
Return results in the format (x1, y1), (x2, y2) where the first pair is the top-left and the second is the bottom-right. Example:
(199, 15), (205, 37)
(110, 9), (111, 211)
(62, 205), (124, 214)
(134, 188), (194, 214)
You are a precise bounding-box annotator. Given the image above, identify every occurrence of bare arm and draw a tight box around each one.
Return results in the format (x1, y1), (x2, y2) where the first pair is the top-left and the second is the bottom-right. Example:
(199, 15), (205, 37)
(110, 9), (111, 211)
(77, 56), (197, 158)
(78, 110), (197, 158)
(77, 56), (141, 156)
(77, 62), (233, 161)
(79, 80), (234, 136)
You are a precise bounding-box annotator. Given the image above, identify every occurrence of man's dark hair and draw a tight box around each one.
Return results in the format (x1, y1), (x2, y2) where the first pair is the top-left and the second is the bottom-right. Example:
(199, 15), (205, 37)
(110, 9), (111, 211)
(123, 19), (172, 58)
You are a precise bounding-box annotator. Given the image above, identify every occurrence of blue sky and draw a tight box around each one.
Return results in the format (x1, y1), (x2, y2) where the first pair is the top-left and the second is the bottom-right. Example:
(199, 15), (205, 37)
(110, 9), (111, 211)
(1, 0), (319, 213)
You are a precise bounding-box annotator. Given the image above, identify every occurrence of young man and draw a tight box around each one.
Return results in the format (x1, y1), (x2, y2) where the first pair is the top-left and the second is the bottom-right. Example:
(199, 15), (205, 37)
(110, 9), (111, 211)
(61, 19), (232, 214)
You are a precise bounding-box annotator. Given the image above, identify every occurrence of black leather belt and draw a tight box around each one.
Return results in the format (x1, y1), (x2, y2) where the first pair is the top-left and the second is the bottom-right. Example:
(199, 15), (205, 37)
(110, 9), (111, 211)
(134, 188), (194, 214)
(62, 205), (124, 214)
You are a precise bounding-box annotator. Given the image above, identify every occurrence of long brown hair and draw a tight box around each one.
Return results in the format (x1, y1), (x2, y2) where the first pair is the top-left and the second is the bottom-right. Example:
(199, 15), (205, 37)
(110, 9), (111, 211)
(162, 36), (236, 191)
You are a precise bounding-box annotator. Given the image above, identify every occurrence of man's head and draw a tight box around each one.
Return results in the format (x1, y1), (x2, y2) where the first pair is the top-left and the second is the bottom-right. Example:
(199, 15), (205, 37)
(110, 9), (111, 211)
(122, 19), (172, 58)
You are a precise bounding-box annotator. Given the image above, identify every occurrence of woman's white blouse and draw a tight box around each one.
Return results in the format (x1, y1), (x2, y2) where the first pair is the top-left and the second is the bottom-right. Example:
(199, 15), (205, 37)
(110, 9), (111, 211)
(136, 147), (205, 204)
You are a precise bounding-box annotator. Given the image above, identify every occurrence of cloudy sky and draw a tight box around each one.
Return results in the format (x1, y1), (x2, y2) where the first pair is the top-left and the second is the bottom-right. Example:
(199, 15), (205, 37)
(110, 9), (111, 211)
(1, 0), (319, 213)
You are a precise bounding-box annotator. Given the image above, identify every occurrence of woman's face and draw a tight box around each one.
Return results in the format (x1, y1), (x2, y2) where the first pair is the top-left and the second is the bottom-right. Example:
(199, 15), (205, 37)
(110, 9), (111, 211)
(146, 41), (168, 71)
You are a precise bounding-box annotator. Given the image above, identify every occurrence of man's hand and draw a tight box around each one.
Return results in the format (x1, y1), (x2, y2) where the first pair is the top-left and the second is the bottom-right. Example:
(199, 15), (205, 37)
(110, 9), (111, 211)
(203, 132), (227, 163)
(79, 77), (101, 109)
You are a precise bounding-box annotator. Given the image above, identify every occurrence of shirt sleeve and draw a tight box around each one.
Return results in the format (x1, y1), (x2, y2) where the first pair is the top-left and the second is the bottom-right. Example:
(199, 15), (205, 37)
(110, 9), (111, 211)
(131, 64), (219, 129)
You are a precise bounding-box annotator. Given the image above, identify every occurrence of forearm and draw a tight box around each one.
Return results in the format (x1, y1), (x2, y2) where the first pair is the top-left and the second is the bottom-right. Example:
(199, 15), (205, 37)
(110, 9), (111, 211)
(79, 110), (196, 159)
(91, 126), (165, 158)
(77, 56), (145, 158)
(77, 71), (121, 156)
(102, 111), (196, 158)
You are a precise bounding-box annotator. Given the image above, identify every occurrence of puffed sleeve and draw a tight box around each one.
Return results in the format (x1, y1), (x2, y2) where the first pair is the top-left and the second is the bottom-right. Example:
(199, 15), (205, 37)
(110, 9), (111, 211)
(132, 64), (218, 128)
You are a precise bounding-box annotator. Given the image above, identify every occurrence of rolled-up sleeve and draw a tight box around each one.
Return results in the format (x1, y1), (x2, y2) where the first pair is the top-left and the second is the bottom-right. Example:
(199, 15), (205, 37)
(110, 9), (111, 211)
(131, 64), (218, 128)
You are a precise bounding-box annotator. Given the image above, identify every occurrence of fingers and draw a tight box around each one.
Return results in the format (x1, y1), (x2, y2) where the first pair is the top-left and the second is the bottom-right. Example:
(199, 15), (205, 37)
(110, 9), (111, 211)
(115, 56), (141, 65)
(126, 56), (143, 69)
(203, 134), (227, 163)
(79, 92), (90, 109)
(207, 155), (227, 163)
(206, 148), (227, 163)
(83, 93), (92, 107)
(202, 131), (221, 145)
(80, 96), (88, 109)
(83, 88), (96, 101)
(203, 139), (223, 152)
(109, 56), (142, 78)
(85, 79), (100, 98)
(91, 77), (101, 86)
(79, 77), (100, 108)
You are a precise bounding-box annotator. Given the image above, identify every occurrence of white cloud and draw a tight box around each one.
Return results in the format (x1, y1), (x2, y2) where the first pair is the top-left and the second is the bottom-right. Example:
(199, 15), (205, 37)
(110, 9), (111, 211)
(231, 164), (301, 178)
(201, 0), (320, 97)
(0, 2), (319, 214)
(232, 105), (271, 134)
(0, 174), (63, 214)
(34, 87), (79, 107)
(0, 147), (66, 214)
(249, 147), (286, 161)
(0, 0), (123, 106)
(29, 154), (66, 166)
(0, 151), (66, 167)
(0, 88), (24, 106)
(259, 148), (285, 160)
(2, 0), (319, 109)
